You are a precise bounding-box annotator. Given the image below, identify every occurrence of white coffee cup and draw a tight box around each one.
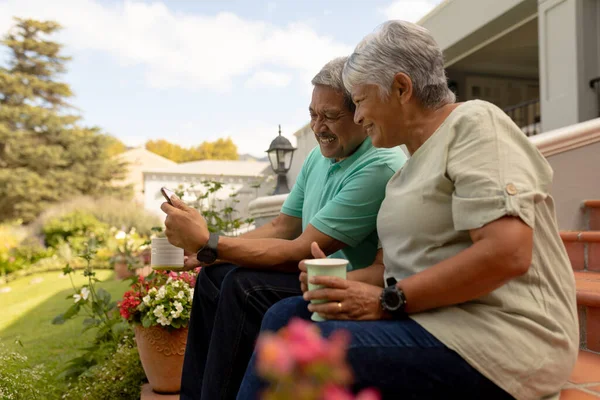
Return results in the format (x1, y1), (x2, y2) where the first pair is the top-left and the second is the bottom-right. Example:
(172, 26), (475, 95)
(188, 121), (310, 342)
(151, 237), (184, 271)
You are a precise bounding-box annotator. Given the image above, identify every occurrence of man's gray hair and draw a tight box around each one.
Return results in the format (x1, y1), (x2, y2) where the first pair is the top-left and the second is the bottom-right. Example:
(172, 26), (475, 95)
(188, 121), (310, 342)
(343, 20), (455, 108)
(312, 56), (355, 112)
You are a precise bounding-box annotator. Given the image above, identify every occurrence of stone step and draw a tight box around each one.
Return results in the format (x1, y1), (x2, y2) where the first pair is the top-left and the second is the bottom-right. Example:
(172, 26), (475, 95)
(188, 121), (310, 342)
(584, 200), (600, 231)
(561, 231), (600, 272)
(561, 350), (600, 399)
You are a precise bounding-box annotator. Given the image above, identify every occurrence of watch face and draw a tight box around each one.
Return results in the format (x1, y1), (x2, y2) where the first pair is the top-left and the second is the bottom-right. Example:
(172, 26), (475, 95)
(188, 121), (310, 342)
(384, 289), (402, 310)
(197, 249), (217, 264)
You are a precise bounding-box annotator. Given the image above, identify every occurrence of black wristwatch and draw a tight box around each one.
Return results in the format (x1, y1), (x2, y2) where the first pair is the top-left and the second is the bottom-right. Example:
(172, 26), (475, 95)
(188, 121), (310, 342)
(196, 233), (219, 264)
(380, 277), (407, 318)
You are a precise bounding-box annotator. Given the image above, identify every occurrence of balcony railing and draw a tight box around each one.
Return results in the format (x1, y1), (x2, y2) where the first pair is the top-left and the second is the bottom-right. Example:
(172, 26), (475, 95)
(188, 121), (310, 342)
(503, 99), (541, 137)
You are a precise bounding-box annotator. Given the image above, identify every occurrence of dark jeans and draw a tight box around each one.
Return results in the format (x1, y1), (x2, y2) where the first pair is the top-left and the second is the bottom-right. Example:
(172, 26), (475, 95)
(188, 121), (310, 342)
(180, 264), (303, 400)
(237, 296), (514, 400)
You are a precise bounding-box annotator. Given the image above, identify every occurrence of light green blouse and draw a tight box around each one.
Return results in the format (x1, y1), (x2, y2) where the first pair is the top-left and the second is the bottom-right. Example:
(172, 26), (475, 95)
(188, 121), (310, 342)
(377, 100), (578, 400)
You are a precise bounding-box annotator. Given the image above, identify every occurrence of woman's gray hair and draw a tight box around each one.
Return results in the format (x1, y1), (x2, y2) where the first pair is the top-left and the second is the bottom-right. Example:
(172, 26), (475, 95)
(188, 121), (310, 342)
(343, 20), (455, 108)
(312, 56), (355, 112)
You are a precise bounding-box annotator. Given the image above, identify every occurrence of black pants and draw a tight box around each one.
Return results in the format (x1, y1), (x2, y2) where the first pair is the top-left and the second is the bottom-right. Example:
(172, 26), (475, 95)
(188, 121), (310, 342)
(179, 263), (302, 400)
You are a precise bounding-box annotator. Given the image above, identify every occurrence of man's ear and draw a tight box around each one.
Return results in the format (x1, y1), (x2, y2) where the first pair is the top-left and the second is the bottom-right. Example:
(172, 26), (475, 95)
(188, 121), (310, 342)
(391, 72), (413, 104)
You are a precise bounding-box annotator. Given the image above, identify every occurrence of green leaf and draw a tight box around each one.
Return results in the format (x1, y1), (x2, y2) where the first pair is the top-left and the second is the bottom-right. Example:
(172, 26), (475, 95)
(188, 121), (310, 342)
(142, 315), (152, 328)
(96, 287), (110, 303)
(63, 303), (81, 320)
(52, 313), (66, 325)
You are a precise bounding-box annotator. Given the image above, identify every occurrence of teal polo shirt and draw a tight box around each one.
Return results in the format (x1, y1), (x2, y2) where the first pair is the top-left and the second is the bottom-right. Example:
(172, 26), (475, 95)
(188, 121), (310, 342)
(281, 137), (407, 271)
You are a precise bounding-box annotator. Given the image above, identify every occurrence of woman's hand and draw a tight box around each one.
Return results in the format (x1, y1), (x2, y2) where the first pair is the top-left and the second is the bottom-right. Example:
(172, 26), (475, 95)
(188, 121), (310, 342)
(303, 275), (386, 321)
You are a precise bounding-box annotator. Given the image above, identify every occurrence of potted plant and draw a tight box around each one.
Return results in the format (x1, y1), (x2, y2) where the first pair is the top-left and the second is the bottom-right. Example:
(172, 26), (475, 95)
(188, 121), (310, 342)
(118, 270), (198, 394)
(110, 228), (144, 279)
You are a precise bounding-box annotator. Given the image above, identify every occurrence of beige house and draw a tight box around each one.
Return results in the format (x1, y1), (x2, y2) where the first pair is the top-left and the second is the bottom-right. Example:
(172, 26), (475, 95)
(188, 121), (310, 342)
(117, 147), (177, 204)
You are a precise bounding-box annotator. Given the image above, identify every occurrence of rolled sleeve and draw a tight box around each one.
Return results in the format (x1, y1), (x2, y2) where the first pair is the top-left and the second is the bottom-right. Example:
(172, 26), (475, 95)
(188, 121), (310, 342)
(447, 103), (553, 231)
(310, 163), (396, 247)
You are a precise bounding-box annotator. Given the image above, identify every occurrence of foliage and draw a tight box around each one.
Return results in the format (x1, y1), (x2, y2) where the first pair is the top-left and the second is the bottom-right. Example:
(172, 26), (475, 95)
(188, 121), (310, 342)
(104, 134), (128, 157)
(0, 18), (132, 224)
(175, 180), (254, 235)
(0, 222), (26, 276)
(256, 318), (380, 400)
(61, 336), (146, 400)
(145, 137), (239, 162)
(42, 210), (109, 253)
(0, 269), (127, 399)
(118, 270), (197, 329)
(52, 241), (130, 379)
(31, 196), (162, 237)
(0, 342), (59, 400)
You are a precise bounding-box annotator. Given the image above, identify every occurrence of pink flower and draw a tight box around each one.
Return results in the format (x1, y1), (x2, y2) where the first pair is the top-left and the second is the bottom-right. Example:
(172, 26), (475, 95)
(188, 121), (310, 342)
(256, 333), (294, 378)
(284, 318), (328, 364)
(355, 388), (381, 400)
(322, 384), (354, 400)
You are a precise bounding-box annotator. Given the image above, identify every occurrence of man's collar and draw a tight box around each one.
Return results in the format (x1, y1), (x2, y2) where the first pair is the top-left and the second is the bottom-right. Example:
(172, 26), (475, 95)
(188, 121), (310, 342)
(329, 137), (372, 167)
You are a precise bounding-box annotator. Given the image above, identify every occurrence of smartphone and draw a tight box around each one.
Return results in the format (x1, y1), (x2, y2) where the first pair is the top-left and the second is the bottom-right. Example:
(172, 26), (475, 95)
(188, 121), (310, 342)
(161, 187), (176, 205)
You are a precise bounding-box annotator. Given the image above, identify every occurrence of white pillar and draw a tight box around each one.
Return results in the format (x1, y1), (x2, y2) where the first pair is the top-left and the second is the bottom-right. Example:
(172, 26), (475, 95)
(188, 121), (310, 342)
(538, 0), (600, 132)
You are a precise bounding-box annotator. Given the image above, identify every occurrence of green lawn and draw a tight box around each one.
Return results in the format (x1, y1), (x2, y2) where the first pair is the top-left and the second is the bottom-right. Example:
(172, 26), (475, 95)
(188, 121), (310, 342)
(0, 270), (131, 396)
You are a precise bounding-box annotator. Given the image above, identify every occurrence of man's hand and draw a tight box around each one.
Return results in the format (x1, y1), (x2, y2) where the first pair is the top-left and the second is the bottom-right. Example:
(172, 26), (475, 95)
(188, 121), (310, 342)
(299, 242), (326, 293)
(182, 251), (202, 271)
(161, 196), (209, 254)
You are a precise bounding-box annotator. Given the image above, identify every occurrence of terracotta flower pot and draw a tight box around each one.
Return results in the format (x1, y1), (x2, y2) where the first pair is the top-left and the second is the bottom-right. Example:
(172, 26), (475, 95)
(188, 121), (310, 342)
(114, 260), (134, 280)
(134, 325), (188, 394)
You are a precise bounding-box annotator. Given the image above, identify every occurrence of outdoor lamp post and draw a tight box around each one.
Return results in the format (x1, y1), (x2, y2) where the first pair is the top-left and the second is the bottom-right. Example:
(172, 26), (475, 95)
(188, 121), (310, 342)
(266, 125), (296, 195)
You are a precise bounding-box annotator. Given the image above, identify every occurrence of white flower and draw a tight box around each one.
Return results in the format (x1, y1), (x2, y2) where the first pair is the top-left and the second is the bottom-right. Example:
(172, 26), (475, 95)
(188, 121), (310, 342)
(176, 291), (185, 300)
(73, 287), (90, 303)
(149, 287), (157, 295)
(156, 286), (166, 300)
(143, 295), (151, 305)
(115, 230), (127, 240)
(153, 305), (165, 317)
(172, 280), (180, 288)
(174, 301), (183, 313)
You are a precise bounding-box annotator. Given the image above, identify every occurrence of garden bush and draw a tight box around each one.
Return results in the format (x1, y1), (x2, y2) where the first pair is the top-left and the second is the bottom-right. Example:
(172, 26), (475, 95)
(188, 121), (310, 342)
(0, 222), (27, 276)
(31, 196), (161, 237)
(61, 336), (146, 400)
(42, 210), (109, 253)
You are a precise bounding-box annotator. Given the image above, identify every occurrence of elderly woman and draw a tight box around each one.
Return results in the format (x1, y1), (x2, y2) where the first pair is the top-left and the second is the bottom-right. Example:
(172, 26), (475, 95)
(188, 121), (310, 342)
(236, 20), (578, 400)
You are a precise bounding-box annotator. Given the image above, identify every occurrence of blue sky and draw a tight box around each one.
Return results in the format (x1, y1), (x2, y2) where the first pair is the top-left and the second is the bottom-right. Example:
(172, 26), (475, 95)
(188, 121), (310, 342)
(0, 0), (443, 156)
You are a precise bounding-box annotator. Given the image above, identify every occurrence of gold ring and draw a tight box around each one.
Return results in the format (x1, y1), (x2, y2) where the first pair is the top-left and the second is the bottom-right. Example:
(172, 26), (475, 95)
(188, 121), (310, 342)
(338, 302), (342, 311)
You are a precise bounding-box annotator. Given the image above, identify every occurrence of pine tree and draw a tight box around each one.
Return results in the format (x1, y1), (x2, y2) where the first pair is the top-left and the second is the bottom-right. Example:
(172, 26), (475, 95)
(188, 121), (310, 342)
(0, 18), (132, 223)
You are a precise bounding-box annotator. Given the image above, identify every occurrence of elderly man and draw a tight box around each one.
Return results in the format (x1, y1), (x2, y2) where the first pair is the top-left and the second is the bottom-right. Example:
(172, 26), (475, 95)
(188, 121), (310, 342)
(161, 56), (406, 400)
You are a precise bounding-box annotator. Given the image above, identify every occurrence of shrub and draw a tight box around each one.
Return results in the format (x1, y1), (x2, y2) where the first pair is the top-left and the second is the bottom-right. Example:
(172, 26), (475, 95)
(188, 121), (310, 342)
(0, 222), (27, 276)
(0, 342), (59, 400)
(61, 336), (146, 400)
(42, 210), (109, 252)
(30, 196), (161, 238)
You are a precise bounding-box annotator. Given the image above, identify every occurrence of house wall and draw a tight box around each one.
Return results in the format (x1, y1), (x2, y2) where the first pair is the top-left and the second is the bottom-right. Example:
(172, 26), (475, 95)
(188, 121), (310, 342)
(538, 0), (600, 132)
(287, 124), (316, 188)
(545, 141), (600, 230)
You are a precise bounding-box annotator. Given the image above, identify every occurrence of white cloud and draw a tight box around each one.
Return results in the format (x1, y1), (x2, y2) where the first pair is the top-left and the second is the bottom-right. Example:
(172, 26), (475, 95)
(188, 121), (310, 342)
(0, 0), (352, 91)
(245, 70), (292, 89)
(380, 0), (441, 23)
